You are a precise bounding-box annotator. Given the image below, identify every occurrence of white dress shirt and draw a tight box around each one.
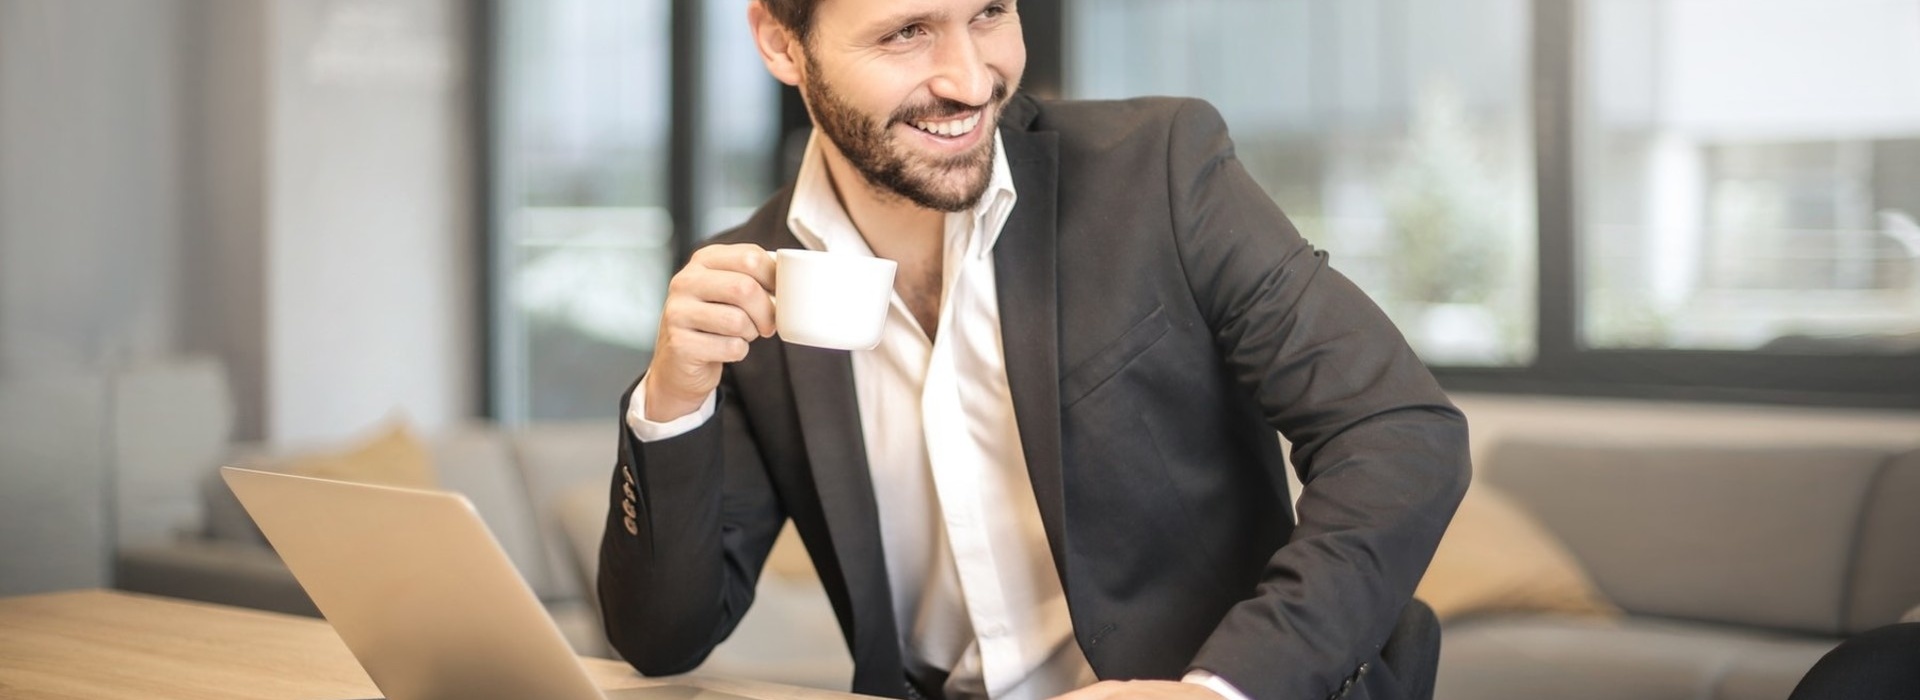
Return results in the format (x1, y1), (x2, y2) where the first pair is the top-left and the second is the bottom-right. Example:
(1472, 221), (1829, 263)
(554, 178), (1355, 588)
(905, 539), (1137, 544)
(629, 130), (1245, 700)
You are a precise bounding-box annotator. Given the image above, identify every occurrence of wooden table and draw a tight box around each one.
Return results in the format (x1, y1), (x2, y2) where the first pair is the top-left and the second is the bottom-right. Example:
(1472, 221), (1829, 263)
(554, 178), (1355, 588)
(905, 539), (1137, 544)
(0, 589), (867, 700)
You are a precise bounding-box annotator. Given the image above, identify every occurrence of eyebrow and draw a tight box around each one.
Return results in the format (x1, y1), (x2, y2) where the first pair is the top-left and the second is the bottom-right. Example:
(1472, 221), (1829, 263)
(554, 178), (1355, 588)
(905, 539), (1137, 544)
(851, 0), (1007, 42)
(857, 9), (947, 39)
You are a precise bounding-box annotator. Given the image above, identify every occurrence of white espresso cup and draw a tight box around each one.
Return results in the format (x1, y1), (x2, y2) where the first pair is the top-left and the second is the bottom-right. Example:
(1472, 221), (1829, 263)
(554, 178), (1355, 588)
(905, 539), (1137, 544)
(772, 248), (897, 351)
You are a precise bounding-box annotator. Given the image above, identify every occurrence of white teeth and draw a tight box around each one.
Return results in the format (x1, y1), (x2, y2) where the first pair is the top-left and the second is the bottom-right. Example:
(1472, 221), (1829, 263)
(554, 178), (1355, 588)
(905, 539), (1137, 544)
(913, 112), (982, 138)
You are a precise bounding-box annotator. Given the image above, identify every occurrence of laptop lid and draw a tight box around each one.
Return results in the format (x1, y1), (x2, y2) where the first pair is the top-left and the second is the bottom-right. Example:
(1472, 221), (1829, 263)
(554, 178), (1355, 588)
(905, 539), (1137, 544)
(222, 466), (693, 700)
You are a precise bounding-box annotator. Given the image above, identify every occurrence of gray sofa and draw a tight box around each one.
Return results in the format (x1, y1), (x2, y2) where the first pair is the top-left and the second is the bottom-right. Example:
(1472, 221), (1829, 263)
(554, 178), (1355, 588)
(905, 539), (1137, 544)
(114, 420), (621, 655)
(110, 417), (856, 689)
(1437, 437), (1920, 700)
(101, 377), (1920, 698)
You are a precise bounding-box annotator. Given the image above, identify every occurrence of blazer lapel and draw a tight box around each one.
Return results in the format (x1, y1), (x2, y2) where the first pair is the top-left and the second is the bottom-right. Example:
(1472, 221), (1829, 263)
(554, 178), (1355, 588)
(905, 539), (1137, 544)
(993, 117), (1070, 586)
(739, 187), (902, 690)
(784, 303), (905, 692)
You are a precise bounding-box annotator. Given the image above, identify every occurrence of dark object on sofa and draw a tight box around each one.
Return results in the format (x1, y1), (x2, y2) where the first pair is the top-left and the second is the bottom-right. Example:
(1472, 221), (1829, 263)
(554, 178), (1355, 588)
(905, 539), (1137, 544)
(1788, 622), (1920, 700)
(1383, 598), (1442, 700)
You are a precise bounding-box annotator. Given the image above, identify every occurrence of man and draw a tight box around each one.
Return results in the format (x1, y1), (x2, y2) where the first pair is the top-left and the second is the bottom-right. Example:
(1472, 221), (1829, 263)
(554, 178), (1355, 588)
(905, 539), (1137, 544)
(598, 1), (1470, 699)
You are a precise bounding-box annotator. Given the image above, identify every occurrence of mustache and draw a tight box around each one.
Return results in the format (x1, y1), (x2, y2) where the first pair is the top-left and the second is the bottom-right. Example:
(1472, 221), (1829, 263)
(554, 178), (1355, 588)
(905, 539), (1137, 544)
(888, 81), (1011, 126)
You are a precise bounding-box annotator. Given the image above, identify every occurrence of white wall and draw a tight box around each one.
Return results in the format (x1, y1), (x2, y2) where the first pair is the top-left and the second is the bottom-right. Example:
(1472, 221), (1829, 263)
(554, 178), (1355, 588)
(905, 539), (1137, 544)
(265, 0), (476, 443)
(0, 0), (191, 595)
(0, 0), (187, 375)
(0, 0), (477, 594)
(0, 0), (477, 445)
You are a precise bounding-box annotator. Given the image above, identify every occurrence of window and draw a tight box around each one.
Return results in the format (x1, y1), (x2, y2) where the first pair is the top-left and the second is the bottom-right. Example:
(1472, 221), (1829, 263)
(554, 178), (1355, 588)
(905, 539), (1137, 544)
(1067, 0), (1538, 366)
(488, 1), (1920, 411)
(1578, 0), (1920, 354)
(488, 0), (778, 422)
(1064, 0), (1920, 406)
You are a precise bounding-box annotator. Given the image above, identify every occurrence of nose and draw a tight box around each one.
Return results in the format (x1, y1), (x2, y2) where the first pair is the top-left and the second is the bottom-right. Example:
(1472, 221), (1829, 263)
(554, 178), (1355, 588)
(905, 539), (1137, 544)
(927, 32), (992, 108)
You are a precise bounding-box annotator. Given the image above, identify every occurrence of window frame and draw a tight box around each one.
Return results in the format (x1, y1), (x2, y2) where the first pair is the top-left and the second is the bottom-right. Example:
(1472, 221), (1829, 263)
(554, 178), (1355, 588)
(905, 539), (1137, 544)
(1433, 0), (1920, 409)
(480, 0), (1920, 418)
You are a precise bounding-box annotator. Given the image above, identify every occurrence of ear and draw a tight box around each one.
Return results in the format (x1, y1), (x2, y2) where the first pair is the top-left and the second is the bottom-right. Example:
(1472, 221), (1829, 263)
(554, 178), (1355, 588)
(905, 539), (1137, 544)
(748, 1), (804, 87)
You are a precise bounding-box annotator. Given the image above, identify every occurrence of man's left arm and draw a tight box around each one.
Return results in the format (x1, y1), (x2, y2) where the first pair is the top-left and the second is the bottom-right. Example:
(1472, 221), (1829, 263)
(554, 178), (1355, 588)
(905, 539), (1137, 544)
(1162, 99), (1472, 700)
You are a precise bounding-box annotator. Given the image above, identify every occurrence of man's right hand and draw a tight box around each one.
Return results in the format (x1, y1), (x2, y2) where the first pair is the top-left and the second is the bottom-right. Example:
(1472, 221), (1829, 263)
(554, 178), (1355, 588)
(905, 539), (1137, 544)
(644, 244), (777, 422)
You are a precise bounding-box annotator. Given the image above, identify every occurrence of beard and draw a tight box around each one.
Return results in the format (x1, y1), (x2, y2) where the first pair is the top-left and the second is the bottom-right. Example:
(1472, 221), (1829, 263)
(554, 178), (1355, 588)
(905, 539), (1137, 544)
(801, 56), (1009, 213)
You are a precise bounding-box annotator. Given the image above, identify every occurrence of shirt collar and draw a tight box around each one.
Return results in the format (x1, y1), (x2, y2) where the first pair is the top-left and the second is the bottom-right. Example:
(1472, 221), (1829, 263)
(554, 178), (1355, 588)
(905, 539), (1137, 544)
(786, 128), (1018, 260)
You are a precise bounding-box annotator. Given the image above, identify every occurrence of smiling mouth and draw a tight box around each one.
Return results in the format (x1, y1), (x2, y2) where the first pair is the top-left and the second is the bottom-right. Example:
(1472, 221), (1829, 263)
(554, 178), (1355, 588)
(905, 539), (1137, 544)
(907, 110), (984, 138)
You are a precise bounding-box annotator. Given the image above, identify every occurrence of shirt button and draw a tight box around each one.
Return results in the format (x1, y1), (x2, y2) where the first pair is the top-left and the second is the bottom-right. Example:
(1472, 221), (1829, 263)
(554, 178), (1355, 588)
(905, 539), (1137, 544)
(983, 624), (1009, 639)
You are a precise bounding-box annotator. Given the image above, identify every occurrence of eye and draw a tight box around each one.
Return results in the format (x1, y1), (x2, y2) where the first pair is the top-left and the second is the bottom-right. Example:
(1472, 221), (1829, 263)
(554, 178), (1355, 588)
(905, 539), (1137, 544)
(977, 2), (1009, 21)
(884, 23), (926, 44)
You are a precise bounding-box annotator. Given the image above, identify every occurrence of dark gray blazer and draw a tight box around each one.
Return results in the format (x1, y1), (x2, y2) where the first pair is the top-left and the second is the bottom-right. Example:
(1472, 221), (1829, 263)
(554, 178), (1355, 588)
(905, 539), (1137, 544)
(598, 93), (1470, 700)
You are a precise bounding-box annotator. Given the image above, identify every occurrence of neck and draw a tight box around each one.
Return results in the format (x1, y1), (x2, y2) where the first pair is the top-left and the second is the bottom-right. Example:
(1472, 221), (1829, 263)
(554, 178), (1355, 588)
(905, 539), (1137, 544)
(819, 144), (948, 339)
(819, 150), (944, 261)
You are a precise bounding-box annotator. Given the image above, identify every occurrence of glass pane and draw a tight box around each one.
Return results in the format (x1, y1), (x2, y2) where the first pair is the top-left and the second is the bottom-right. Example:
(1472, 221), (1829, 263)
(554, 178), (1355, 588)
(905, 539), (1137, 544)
(1580, 0), (1920, 353)
(700, 0), (780, 238)
(1065, 0), (1537, 366)
(494, 0), (671, 422)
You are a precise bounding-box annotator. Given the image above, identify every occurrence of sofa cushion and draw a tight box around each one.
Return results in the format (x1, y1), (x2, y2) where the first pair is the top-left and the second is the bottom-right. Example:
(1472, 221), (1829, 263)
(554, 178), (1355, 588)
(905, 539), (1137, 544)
(273, 420), (436, 488)
(1846, 448), (1920, 634)
(508, 421), (616, 508)
(1438, 615), (1837, 700)
(110, 357), (234, 547)
(427, 426), (556, 599)
(1415, 483), (1617, 621)
(209, 425), (558, 600)
(509, 421), (619, 601)
(1483, 440), (1893, 636)
(205, 422), (438, 544)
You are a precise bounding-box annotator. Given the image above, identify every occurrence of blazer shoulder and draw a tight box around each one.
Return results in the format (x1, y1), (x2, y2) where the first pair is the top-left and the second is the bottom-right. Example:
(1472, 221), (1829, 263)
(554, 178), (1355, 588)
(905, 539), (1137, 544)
(704, 186), (798, 250)
(1023, 95), (1232, 162)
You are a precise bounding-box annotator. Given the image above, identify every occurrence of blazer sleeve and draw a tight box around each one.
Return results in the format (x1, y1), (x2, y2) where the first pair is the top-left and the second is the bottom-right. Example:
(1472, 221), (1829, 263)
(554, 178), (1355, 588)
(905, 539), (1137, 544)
(597, 370), (786, 675)
(1164, 99), (1473, 700)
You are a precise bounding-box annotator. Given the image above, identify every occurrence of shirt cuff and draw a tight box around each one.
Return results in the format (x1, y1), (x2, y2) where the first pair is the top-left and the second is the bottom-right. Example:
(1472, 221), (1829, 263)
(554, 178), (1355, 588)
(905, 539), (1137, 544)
(625, 375), (717, 442)
(1181, 670), (1252, 700)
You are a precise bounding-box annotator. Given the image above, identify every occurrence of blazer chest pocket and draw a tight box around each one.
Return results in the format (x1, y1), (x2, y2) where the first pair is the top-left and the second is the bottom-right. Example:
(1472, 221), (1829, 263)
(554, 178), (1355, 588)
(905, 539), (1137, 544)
(1061, 304), (1170, 408)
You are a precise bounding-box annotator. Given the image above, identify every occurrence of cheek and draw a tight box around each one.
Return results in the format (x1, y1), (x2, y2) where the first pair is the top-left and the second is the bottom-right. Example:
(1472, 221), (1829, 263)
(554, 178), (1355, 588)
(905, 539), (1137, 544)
(983, 28), (1027, 82)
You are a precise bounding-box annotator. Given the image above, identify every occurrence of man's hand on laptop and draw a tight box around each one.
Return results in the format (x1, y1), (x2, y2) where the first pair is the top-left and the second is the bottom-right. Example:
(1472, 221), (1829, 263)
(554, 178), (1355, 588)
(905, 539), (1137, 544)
(1051, 680), (1226, 700)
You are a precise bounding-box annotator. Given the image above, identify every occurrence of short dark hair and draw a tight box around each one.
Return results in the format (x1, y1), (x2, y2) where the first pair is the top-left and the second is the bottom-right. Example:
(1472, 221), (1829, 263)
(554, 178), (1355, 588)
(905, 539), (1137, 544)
(760, 0), (820, 42)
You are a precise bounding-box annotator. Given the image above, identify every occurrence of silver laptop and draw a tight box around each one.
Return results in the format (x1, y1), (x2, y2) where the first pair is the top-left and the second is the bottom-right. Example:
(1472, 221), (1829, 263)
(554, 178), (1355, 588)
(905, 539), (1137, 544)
(223, 466), (752, 700)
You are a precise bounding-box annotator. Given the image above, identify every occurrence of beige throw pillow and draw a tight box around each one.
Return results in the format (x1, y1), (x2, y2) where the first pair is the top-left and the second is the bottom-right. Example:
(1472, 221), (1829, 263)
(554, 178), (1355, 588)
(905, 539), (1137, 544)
(1415, 483), (1619, 621)
(277, 420), (437, 489)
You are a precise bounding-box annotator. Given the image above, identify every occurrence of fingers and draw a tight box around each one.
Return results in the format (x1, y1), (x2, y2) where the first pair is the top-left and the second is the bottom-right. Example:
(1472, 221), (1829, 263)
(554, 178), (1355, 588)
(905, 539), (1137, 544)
(691, 243), (778, 296)
(671, 273), (775, 339)
(655, 322), (752, 366)
(641, 244), (778, 422)
(664, 295), (765, 345)
(677, 244), (777, 337)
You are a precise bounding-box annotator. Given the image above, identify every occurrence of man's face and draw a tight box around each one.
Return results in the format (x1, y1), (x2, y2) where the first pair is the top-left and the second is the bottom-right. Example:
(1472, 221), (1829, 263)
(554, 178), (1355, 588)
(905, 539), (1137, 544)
(796, 0), (1025, 212)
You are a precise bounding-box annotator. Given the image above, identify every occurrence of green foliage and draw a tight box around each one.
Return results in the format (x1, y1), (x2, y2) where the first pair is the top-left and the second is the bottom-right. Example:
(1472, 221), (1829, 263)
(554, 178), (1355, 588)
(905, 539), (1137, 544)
(1383, 87), (1508, 306)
